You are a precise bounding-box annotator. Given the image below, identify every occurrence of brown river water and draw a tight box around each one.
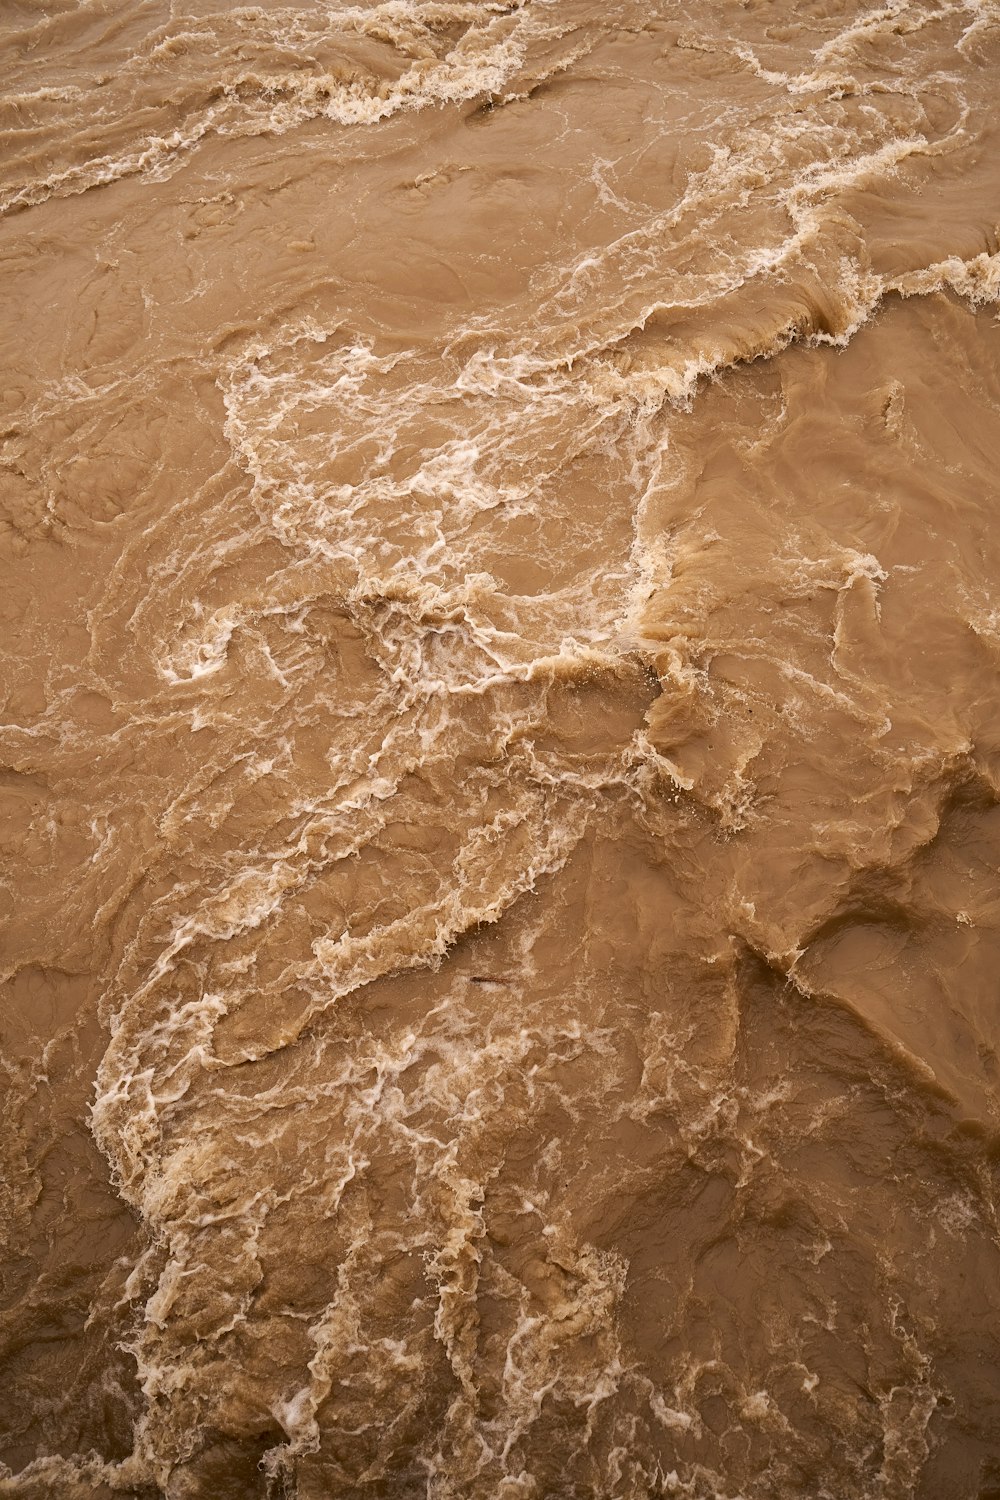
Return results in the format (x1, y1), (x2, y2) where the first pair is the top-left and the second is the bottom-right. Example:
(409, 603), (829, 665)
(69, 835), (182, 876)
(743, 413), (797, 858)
(2, 1), (1000, 1496)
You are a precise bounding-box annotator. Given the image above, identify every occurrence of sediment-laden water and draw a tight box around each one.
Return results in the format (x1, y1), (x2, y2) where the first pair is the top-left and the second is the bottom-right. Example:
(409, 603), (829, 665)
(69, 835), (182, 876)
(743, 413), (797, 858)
(2, 1), (1000, 1495)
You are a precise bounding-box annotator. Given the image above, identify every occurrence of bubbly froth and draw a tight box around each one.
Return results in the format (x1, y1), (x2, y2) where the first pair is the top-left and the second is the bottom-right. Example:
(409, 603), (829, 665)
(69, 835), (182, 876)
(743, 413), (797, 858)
(2, 0), (1000, 1496)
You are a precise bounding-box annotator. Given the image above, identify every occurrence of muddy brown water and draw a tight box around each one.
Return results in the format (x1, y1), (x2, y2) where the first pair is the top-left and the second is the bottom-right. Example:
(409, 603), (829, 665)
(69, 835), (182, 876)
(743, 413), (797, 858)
(2, 1), (1000, 1496)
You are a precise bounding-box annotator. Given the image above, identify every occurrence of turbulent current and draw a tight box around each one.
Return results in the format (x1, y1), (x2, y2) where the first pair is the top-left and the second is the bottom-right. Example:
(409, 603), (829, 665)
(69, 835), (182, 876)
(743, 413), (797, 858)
(2, 1), (1000, 1496)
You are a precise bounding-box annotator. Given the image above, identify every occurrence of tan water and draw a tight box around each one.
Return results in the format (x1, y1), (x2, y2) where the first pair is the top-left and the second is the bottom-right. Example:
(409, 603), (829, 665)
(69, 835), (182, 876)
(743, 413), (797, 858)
(2, 1), (1000, 1496)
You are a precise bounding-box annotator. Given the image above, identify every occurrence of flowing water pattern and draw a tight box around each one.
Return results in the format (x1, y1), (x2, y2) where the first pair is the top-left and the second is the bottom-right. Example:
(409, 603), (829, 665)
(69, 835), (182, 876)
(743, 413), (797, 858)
(2, 0), (1000, 1495)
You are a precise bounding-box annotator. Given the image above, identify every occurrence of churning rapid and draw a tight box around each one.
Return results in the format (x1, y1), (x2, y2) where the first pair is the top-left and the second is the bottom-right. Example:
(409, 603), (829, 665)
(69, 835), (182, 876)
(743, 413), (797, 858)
(3, 1), (1000, 1496)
